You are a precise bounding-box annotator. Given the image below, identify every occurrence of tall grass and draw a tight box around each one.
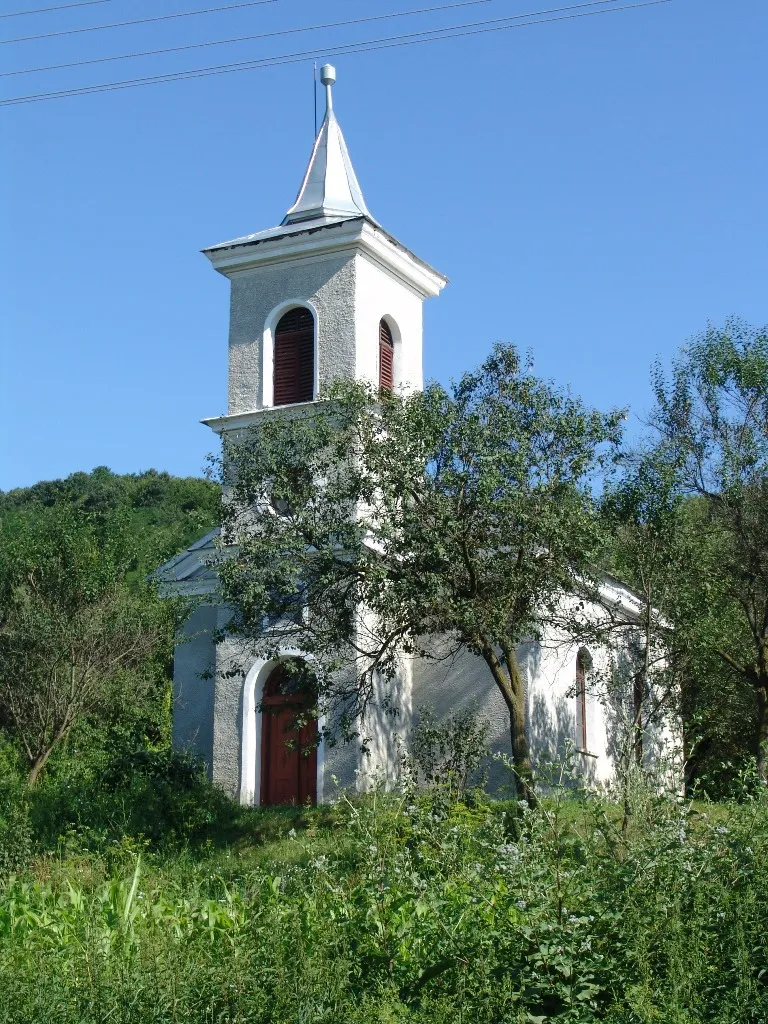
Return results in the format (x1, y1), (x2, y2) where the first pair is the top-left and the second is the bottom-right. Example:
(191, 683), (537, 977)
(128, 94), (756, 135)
(0, 773), (767, 1023)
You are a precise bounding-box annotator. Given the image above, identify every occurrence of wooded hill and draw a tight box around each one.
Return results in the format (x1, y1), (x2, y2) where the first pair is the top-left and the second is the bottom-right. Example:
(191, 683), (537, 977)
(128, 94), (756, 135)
(0, 466), (219, 580)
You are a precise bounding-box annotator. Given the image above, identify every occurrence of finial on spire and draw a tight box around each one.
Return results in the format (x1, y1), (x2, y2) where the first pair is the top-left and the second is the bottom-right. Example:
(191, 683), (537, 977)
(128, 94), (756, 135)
(282, 63), (376, 226)
(320, 63), (335, 112)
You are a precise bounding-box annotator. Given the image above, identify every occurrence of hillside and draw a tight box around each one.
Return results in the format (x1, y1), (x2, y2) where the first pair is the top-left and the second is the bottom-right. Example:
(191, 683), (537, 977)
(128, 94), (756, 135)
(0, 466), (220, 576)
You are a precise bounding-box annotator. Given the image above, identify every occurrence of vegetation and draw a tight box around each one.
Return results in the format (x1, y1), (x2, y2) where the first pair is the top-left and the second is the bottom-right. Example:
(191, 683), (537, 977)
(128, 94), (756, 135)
(0, 466), (219, 581)
(0, 763), (766, 1023)
(648, 320), (768, 781)
(600, 320), (768, 792)
(0, 505), (173, 785)
(217, 344), (622, 803)
(0, 469), (217, 789)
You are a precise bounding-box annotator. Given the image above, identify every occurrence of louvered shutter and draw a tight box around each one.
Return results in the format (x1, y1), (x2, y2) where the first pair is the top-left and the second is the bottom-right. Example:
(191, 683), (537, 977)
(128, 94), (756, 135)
(575, 655), (587, 750)
(379, 319), (394, 391)
(274, 308), (314, 406)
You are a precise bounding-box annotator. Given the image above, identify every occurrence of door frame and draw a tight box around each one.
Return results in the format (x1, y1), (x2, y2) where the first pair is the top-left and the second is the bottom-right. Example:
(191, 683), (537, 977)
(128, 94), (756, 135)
(240, 654), (325, 806)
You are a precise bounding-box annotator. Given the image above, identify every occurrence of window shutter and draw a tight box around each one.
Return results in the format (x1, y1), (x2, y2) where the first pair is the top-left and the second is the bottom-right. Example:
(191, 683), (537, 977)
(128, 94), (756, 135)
(575, 654), (587, 750)
(379, 319), (394, 391)
(274, 308), (314, 406)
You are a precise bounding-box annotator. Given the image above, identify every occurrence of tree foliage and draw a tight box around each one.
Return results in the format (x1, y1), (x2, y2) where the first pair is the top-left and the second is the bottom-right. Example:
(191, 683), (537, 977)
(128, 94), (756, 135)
(646, 319), (768, 782)
(217, 344), (623, 801)
(0, 502), (177, 785)
(0, 466), (219, 582)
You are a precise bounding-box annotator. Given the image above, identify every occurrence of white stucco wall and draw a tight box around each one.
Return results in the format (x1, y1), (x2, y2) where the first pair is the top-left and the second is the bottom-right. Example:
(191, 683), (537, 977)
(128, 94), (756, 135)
(172, 604), (218, 770)
(226, 251), (358, 414)
(409, 629), (643, 793)
(353, 252), (424, 393)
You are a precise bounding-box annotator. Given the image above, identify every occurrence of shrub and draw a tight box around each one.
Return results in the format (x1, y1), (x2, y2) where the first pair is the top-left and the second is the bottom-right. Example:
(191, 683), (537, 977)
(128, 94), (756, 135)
(0, 777), (32, 875)
(407, 703), (489, 803)
(31, 736), (237, 854)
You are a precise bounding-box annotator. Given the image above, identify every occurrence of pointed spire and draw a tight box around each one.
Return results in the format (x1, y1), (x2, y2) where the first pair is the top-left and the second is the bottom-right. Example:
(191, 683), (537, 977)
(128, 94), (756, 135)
(282, 64), (375, 226)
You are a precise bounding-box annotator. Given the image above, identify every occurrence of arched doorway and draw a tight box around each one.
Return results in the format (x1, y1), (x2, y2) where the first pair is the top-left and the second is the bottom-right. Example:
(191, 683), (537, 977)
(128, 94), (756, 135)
(260, 662), (318, 805)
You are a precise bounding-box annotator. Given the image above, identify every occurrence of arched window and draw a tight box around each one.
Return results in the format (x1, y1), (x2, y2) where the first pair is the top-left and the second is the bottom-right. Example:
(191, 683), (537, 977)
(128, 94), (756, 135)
(575, 649), (591, 751)
(379, 318), (394, 392)
(273, 307), (314, 406)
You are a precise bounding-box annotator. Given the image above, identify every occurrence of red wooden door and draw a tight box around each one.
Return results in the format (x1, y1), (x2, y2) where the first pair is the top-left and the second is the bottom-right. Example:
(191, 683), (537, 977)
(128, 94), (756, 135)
(260, 665), (318, 805)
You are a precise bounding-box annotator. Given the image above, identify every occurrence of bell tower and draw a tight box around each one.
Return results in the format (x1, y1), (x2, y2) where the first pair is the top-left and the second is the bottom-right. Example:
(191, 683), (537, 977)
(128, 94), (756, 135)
(201, 64), (447, 436)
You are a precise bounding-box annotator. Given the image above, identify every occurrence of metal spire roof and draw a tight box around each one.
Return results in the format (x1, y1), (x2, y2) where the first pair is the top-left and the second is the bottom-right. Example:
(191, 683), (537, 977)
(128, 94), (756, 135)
(282, 64), (376, 226)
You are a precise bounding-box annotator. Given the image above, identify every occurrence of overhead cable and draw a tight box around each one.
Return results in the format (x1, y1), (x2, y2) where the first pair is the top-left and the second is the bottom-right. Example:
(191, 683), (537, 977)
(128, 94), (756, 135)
(1, 0), (519, 76)
(2, 0), (116, 18)
(0, 0), (280, 45)
(0, 0), (674, 107)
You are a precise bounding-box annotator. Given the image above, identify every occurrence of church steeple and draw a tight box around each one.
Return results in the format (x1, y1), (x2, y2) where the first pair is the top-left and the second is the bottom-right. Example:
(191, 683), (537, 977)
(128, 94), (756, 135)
(202, 64), (446, 427)
(282, 64), (375, 226)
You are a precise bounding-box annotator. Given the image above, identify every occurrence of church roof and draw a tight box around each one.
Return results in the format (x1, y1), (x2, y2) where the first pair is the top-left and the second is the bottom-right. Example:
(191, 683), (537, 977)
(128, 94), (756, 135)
(283, 64), (376, 226)
(154, 529), (220, 597)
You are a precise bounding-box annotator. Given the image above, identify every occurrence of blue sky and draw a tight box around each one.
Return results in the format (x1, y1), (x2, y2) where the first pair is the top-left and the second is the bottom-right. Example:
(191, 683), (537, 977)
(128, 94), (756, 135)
(1, 0), (766, 491)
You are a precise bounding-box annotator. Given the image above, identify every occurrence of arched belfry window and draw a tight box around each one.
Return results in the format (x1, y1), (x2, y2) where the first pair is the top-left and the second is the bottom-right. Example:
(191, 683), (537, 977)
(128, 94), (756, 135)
(274, 307), (314, 406)
(379, 319), (394, 392)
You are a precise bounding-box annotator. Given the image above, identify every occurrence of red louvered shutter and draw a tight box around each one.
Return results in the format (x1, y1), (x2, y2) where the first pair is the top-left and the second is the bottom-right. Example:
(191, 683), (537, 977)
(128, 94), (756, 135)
(379, 319), (394, 392)
(575, 653), (587, 750)
(274, 308), (314, 406)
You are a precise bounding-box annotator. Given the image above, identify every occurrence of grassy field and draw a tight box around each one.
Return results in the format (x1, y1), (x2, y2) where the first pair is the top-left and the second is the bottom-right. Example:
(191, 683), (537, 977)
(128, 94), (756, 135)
(1, 778), (767, 1024)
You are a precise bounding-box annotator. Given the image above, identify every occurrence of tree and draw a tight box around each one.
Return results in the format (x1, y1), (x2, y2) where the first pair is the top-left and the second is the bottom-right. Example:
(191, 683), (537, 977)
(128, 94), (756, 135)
(599, 449), (717, 809)
(217, 344), (623, 803)
(650, 319), (768, 781)
(0, 504), (172, 785)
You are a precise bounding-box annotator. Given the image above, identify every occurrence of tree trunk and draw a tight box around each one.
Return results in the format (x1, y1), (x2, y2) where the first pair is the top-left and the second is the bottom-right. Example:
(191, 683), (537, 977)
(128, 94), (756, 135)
(26, 719), (73, 787)
(479, 638), (537, 807)
(27, 746), (56, 787)
(757, 681), (768, 785)
(633, 669), (645, 767)
(507, 654), (537, 807)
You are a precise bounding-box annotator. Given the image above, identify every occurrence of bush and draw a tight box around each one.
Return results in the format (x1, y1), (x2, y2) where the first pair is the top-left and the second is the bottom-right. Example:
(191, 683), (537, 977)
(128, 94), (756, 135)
(30, 735), (236, 854)
(1, 758), (767, 1022)
(0, 781), (767, 1022)
(407, 703), (490, 803)
(0, 777), (32, 875)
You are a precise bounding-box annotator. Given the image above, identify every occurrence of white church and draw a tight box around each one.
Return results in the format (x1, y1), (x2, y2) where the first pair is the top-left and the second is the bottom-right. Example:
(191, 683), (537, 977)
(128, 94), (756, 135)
(159, 66), (667, 805)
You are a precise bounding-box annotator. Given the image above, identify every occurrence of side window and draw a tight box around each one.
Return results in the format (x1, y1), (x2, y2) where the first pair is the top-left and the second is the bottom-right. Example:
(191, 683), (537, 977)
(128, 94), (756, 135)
(379, 318), (394, 392)
(274, 307), (314, 406)
(575, 649), (590, 751)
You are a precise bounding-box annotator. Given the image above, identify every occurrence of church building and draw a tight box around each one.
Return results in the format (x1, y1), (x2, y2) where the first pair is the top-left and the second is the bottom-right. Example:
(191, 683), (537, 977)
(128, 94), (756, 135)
(159, 66), (666, 805)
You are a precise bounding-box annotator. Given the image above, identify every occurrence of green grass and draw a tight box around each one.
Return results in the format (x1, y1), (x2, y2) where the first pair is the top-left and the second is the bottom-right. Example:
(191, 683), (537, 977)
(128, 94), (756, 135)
(1, 779), (767, 1024)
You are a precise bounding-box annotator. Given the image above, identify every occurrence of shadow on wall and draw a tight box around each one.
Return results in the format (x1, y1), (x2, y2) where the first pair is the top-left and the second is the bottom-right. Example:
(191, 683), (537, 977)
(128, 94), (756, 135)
(601, 645), (679, 787)
(526, 641), (602, 789)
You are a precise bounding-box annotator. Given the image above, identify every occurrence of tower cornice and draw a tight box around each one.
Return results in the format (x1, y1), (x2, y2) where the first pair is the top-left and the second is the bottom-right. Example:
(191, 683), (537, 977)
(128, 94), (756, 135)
(202, 216), (447, 300)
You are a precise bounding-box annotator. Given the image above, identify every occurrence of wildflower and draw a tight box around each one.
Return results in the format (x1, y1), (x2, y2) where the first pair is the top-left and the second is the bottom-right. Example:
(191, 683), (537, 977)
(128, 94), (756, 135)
(516, 899), (526, 911)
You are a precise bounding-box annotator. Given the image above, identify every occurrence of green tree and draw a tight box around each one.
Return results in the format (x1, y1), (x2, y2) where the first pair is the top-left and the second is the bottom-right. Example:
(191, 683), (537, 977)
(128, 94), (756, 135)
(650, 319), (768, 781)
(0, 467), (219, 581)
(0, 504), (173, 785)
(599, 450), (725, 805)
(217, 344), (622, 802)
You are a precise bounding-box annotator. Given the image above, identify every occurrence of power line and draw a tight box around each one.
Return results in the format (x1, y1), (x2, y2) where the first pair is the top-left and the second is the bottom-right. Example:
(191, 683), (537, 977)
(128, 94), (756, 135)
(0, 0), (280, 45)
(0, 0), (674, 107)
(1, 0), (516, 77)
(2, 0), (115, 18)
